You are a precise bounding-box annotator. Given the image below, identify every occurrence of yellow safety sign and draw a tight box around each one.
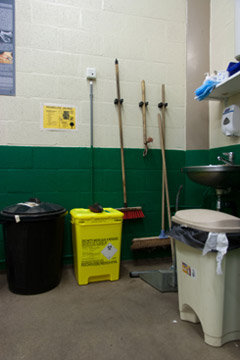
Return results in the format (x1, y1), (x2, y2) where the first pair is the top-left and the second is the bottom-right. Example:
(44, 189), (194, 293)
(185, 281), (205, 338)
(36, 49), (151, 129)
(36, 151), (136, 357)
(43, 105), (76, 130)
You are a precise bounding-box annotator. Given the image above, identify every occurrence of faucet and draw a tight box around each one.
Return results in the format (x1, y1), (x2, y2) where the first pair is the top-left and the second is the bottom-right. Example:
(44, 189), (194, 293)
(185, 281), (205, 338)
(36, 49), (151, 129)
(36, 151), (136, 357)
(217, 152), (234, 165)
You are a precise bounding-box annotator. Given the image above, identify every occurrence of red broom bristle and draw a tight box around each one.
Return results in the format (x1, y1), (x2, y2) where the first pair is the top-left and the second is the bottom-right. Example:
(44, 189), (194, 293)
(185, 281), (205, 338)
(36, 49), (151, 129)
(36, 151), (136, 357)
(122, 209), (145, 220)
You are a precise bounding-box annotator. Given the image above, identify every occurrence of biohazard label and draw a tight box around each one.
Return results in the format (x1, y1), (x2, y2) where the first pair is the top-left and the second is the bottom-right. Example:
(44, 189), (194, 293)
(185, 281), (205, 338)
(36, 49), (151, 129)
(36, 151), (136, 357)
(81, 237), (118, 267)
(101, 243), (117, 260)
(182, 262), (196, 278)
(42, 104), (76, 130)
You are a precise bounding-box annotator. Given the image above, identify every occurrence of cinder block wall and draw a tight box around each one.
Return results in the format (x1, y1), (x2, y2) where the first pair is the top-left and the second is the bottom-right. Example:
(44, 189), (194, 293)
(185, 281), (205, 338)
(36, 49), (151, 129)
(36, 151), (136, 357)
(0, 0), (186, 148)
(0, 0), (187, 268)
(1, 1), (240, 269)
(210, 0), (240, 148)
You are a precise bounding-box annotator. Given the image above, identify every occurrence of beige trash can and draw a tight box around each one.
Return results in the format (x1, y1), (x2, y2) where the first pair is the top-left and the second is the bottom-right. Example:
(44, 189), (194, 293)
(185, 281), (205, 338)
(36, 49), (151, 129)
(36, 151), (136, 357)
(171, 209), (240, 347)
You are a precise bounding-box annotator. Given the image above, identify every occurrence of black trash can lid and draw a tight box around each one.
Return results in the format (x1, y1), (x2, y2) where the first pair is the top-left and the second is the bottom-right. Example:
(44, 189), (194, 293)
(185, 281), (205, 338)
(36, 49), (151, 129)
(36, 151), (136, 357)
(0, 198), (66, 220)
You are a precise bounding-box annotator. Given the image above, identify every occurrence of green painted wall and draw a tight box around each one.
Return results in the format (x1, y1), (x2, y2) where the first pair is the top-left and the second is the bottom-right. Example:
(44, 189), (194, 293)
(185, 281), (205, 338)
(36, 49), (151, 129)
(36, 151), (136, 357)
(0, 146), (185, 269)
(1, 144), (240, 269)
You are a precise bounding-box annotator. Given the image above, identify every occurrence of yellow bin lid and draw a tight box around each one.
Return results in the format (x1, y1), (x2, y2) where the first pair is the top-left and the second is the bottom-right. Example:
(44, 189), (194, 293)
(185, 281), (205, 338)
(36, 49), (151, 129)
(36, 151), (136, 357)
(70, 208), (124, 220)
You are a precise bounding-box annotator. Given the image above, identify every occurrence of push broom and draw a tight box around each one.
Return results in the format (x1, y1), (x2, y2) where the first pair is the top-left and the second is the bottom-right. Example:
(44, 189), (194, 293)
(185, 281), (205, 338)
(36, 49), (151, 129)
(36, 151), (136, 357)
(131, 84), (171, 250)
(114, 59), (144, 220)
(130, 113), (177, 292)
(159, 85), (170, 241)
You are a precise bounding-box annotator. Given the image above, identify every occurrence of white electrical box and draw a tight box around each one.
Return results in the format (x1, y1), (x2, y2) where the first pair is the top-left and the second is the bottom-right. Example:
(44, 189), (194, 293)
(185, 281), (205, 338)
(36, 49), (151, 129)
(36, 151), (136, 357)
(222, 104), (240, 136)
(86, 68), (96, 80)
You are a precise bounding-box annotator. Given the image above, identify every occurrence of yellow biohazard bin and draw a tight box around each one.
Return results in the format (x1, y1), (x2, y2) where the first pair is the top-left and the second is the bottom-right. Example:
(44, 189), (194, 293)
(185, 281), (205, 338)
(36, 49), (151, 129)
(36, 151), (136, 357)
(70, 208), (124, 285)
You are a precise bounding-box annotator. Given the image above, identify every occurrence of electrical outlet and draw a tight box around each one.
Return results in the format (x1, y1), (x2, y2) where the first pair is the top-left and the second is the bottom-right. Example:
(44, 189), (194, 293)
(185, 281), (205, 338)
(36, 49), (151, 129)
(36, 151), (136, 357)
(86, 68), (96, 80)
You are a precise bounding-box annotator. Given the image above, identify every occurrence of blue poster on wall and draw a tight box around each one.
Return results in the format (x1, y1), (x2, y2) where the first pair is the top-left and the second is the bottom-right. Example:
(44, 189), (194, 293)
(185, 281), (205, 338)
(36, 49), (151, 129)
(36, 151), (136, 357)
(0, 0), (15, 95)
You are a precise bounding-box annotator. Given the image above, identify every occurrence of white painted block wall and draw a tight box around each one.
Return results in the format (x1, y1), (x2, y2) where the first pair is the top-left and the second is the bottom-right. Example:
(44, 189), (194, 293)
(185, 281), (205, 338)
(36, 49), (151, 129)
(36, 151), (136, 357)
(210, 0), (240, 148)
(0, 0), (186, 149)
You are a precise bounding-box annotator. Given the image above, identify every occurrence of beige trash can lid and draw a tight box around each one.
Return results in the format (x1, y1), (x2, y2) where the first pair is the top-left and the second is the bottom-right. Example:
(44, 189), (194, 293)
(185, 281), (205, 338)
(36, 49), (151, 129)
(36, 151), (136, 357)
(172, 209), (240, 233)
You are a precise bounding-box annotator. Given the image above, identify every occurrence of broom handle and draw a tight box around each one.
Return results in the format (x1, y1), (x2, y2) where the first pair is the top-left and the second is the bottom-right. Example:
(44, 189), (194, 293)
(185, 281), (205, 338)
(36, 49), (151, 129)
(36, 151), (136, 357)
(141, 80), (147, 147)
(161, 85), (165, 230)
(158, 114), (171, 227)
(158, 113), (175, 262)
(161, 159), (165, 231)
(115, 59), (127, 207)
(161, 84), (166, 134)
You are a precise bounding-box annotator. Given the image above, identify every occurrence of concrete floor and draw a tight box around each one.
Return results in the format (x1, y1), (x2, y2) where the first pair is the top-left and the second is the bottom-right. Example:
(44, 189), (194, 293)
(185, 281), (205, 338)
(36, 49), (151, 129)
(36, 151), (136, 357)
(0, 258), (240, 360)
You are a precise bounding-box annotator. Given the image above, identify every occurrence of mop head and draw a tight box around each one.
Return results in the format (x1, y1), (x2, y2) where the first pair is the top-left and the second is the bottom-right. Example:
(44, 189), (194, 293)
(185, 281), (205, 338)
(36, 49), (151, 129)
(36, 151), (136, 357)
(117, 206), (144, 220)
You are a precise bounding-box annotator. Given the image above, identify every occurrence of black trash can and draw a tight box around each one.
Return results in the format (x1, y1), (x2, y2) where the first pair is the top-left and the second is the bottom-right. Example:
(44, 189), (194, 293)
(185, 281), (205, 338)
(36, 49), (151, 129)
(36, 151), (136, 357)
(0, 198), (67, 295)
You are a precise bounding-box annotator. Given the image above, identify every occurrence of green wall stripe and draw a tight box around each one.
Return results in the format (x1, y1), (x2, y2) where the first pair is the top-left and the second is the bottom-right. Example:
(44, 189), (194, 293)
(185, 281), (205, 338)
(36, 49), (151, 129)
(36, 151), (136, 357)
(0, 144), (239, 270)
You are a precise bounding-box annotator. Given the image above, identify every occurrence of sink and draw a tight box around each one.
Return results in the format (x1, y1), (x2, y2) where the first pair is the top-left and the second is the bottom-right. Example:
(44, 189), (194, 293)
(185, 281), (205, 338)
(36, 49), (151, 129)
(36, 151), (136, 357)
(182, 165), (240, 189)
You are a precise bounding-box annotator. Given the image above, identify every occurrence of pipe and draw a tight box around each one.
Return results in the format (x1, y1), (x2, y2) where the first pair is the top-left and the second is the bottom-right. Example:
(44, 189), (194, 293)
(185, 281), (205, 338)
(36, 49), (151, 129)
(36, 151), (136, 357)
(89, 81), (94, 203)
(90, 81), (93, 148)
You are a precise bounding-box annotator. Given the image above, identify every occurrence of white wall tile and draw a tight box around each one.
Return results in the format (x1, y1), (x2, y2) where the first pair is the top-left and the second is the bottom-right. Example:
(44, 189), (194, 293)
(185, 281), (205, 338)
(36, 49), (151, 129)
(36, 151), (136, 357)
(103, 34), (144, 61)
(166, 63), (186, 86)
(58, 28), (103, 55)
(103, 0), (186, 21)
(31, 24), (59, 50)
(210, 0), (240, 148)
(54, 124), (89, 147)
(0, 97), (24, 120)
(7, 121), (58, 146)
(16, 73), (58, 98)
(57, 76), (82, 100)
(17, 49), (81, 76)
(102, 0), (148, 18)
(15, 22), (33, 48)
(15, 0), (31, 22)
(0, 121), (8, 143)
(58, 0), (102, 9)
(1, 0), (187, 150)
(31, 1), (60, 27)
(166, 128), (185, 150)
(167, 21), (185, 43)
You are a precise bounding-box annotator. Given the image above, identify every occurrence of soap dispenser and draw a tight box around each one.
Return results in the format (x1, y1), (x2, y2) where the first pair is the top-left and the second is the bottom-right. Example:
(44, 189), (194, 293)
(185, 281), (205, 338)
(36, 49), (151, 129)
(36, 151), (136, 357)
(221, 105), (240, 136)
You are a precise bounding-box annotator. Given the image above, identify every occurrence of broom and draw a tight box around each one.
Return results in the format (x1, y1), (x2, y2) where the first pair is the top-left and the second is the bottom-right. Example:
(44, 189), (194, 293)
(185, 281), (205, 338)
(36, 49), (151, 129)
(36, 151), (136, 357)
(159, 84), (169, 241)
(158, 112), (175, 263)
(131, 115), (171, 249)
(131, 85), (171, 250)
(114, 59), (144, 220)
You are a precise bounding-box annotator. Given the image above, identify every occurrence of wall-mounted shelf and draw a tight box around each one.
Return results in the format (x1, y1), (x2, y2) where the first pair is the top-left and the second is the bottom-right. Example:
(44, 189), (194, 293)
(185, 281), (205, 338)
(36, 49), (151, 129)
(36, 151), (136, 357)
(207, 70), (240, 100)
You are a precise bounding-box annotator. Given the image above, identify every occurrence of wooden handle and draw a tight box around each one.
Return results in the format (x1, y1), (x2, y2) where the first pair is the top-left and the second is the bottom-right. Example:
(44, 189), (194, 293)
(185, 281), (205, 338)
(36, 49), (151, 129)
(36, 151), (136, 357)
(161, 84), (166, 135)
(115, 59), (127, 207)
(161, 170), (165, 231)
(158, 113), (171, 227)
(158, 113), (175, 262)
(141, 80), (147, 146)
(161, 84), (165, 230)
